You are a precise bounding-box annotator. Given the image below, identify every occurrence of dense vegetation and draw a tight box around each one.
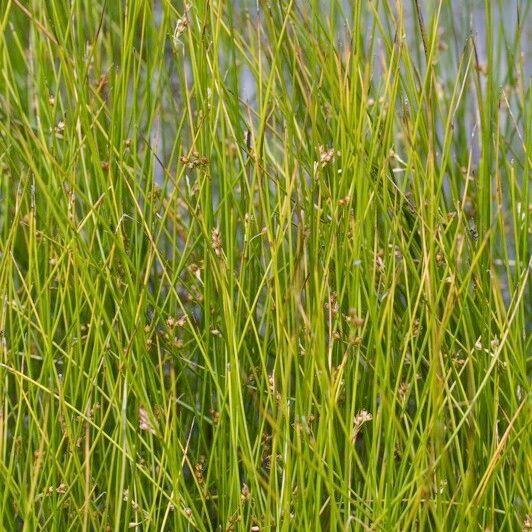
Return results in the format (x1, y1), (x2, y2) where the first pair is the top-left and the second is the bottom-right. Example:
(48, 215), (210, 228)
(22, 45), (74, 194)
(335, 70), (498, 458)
(0, 0), (530, 529)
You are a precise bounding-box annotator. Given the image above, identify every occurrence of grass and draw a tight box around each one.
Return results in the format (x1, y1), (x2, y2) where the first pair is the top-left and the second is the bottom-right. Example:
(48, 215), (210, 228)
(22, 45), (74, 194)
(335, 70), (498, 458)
(0, 0), (530, 529)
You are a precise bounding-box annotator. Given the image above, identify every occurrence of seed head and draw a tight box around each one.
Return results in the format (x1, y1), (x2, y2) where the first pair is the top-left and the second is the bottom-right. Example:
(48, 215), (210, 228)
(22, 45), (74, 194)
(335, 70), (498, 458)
(211, 227), (223, 257)
(240, 483), (250, 502)
(352, 409), (372, 440)
(319, 145), (336, 167)
(139, 407), (156, 434)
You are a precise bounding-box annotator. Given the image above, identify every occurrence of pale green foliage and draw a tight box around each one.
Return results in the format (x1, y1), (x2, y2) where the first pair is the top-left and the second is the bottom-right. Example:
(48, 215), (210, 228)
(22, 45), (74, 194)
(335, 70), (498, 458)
(0, 0), (530, 529)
